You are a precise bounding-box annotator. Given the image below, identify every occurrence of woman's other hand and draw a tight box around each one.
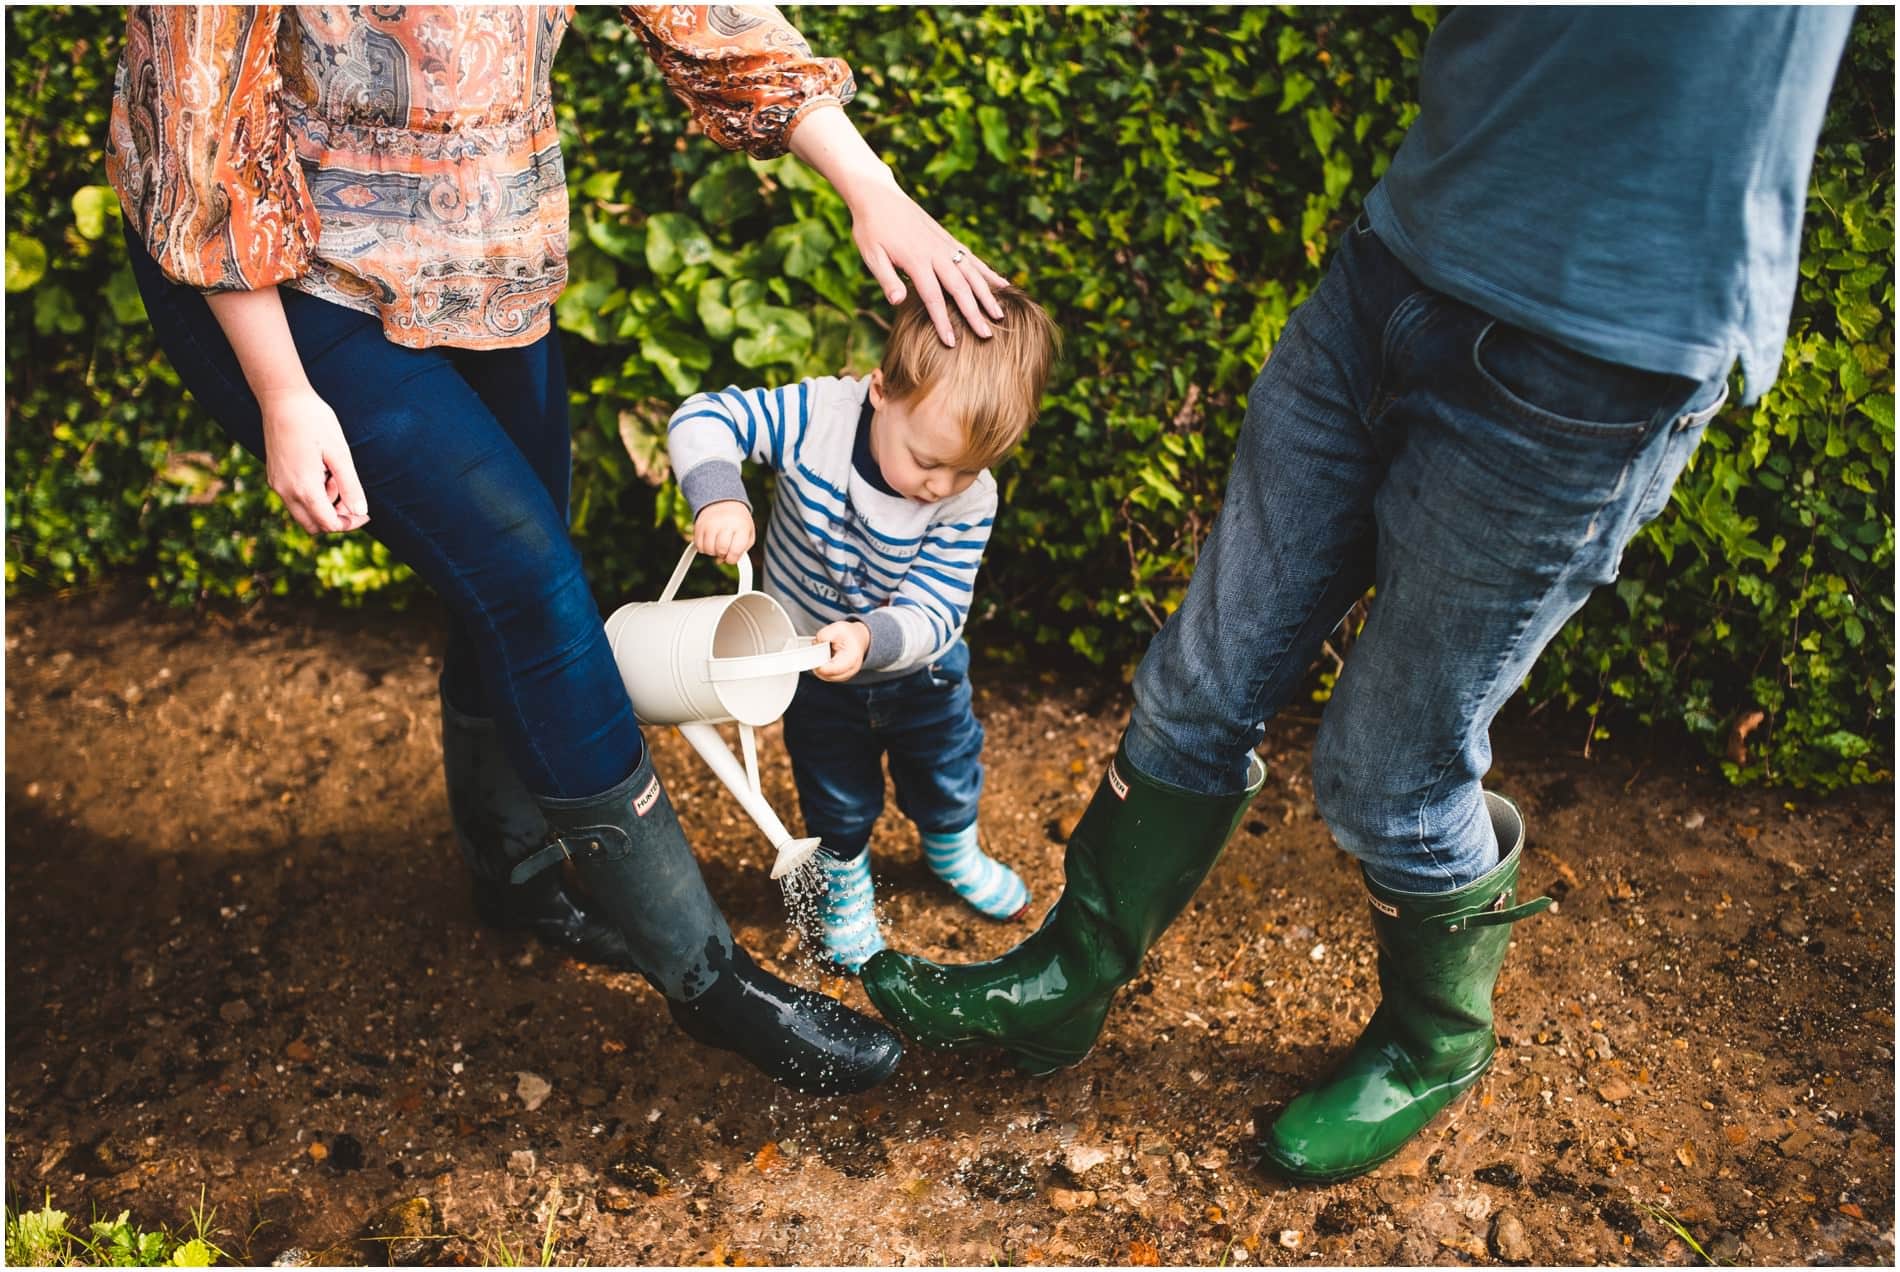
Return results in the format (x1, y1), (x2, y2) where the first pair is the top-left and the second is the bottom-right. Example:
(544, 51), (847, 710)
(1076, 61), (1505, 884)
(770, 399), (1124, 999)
(202, 285), (365, 535)
(788, 106), (1010, 347)
(259, 387), (370, 535)
(693, 500), (756, 565)
(813, 619), (871, 682)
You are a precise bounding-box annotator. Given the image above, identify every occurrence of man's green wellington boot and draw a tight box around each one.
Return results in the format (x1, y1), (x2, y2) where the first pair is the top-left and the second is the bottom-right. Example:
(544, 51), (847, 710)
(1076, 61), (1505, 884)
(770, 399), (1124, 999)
(1257, 792), (1551, 1183)
(439, 678), (637, 970)
(861, 740), (1266, 1074)
(511, 752), (903, 1096)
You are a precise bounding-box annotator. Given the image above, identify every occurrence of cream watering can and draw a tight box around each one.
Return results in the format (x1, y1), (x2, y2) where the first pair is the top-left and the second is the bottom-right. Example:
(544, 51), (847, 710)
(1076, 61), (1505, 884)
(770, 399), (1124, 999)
(604, 546), (829, 879)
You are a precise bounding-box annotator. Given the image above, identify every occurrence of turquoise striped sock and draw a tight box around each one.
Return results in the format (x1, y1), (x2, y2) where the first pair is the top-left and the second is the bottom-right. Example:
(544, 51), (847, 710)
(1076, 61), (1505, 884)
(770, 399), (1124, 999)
(816, 849), (885, 973)
(922, 824), (1030, 921)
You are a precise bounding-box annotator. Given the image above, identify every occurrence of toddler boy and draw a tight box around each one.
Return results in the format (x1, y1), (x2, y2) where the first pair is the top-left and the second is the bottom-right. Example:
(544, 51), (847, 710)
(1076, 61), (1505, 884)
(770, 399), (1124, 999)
(667, 288), (1058, 970)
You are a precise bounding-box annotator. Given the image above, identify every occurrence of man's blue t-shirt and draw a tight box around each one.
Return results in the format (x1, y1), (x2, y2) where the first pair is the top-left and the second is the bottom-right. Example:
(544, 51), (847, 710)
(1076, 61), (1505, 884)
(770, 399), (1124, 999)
(1365, 6), (1854, 403)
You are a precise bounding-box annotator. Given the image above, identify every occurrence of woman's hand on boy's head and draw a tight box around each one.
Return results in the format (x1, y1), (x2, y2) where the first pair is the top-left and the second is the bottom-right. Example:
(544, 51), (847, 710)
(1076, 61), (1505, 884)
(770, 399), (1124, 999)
(693, 500), (755, 565)
(847, 180), (1010, 348)
(784, 104), (1008, 349)
(813, 620), (871, 683)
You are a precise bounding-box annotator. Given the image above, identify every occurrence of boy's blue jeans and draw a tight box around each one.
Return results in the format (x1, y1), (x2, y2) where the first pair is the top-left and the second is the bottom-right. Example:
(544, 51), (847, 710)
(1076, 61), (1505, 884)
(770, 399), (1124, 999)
(126, 229), (645, 800)
(1125, 217), (1728, 893)
(782, 641), (985, 858)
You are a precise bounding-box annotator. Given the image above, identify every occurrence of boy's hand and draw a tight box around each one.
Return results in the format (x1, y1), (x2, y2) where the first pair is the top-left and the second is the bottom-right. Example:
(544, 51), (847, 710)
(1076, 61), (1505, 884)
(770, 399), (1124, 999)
(694, 500), (755, 565)
(813, 620), (871, 683)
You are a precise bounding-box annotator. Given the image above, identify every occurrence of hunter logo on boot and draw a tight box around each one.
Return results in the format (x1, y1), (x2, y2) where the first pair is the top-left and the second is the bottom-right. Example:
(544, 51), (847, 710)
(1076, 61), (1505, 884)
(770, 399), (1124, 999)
(1107, 761), (1128, 801)
(1369, 895), (1399, 917)
(633, 775), (662, 817)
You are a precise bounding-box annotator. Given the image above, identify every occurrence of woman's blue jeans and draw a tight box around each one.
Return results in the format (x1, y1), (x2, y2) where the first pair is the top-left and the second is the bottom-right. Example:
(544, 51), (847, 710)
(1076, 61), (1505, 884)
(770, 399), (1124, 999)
(1125, 217), (1728, 893)
(126, 230), (644, 800)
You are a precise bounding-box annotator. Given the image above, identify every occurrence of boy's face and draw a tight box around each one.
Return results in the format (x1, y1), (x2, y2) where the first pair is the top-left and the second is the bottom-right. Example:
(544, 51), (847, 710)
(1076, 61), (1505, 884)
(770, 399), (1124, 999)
(867, 371), (983, 504)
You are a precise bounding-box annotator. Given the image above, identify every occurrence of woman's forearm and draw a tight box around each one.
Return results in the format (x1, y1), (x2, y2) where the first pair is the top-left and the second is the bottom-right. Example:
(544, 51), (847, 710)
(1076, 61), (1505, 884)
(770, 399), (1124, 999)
(787, 104), (1007, 343)
(203, 286), (313, 405)
(787, 103), (901, 206)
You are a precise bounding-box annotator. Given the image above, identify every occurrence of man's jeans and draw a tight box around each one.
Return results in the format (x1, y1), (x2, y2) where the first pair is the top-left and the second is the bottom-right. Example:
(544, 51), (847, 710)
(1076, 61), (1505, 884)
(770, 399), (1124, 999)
(1126, 217), (1728, 893)
(782, 640), (985, 859)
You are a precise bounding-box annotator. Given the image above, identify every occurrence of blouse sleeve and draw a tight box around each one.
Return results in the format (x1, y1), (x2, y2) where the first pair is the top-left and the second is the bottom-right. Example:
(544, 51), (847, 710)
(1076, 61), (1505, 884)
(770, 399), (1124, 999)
(619, 5), (856, 160)
(105, 5), (317, 292)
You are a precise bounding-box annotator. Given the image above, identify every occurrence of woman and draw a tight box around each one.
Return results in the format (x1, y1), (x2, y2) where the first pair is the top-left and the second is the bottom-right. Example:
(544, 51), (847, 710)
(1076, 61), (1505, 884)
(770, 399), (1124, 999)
(108, 4), (1009, 1096)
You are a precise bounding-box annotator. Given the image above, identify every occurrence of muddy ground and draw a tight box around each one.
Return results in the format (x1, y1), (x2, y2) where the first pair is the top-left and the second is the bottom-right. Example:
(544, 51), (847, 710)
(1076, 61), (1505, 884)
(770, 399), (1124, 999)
(5, 586), (1894, 1266)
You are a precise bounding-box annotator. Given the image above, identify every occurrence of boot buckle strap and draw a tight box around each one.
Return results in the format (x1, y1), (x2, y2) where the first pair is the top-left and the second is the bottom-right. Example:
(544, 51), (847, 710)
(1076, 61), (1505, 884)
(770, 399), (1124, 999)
(1445, 894), (1554, 932)
(508, 826), (632, 884)
(509, 839), (571, 885)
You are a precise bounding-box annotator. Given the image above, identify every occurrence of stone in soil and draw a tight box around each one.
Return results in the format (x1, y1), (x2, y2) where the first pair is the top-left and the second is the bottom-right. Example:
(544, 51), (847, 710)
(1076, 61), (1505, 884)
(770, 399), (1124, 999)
(362, 1196), (438, 1267)
(1048, 1187), (1096, 1214)
(1474, 1160), (1523, 1188)
(515, 1071), (552, 1112)
(324, 1134), (364, 1173)
(1490, 1209), (1532, 1263)
(606, 1143), (672, 1196)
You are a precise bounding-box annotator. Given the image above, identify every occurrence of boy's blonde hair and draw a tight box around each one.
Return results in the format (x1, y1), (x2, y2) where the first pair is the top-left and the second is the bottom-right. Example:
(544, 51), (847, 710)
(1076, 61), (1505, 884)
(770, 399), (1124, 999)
(878, 286), (1059, 469)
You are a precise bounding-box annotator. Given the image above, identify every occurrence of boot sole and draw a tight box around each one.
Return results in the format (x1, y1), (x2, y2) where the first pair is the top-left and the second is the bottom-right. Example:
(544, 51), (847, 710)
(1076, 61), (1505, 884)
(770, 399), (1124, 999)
(861, 997), (1096, 1075)
(888, 1029), (1091, 1077)
(777, 1042), (903, 1097)
(672, 1013), (905, 1098)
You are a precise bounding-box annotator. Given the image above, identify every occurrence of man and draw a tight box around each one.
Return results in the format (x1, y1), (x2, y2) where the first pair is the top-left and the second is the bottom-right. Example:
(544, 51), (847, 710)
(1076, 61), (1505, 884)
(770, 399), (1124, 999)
(860, 7), (1856, 1181)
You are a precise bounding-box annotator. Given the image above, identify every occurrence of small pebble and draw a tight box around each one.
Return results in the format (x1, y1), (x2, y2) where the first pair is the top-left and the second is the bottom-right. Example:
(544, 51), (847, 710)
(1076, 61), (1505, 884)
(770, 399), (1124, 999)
(516, 1072), (552, 1112)
(1492, 1209), (1532, 1262)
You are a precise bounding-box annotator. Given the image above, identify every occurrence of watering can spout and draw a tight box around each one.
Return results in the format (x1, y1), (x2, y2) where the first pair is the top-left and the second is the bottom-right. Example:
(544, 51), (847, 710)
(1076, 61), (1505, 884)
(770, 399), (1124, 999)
(676, 721), (823, 880)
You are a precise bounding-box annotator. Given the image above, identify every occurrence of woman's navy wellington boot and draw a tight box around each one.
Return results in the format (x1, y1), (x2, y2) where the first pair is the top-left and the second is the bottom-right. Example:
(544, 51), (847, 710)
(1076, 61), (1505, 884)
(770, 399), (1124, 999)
(512, 752), (903, 1096)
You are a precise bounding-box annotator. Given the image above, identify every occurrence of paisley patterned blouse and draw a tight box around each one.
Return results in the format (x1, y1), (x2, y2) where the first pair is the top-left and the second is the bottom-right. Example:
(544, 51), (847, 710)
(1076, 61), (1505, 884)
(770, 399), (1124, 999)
(106, 5), (855, 350)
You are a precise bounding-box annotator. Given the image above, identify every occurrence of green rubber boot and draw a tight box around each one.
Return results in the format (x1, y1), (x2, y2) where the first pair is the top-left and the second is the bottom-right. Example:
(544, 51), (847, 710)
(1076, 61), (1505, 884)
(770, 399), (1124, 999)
(1257, 792), (1551, 1183)
(861, 739), (1266, 1074)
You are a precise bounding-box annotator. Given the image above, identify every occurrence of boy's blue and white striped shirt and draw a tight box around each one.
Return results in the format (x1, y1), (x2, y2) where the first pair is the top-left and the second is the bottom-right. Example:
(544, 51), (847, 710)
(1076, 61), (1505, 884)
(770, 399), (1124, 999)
(667, 375), (996, 682)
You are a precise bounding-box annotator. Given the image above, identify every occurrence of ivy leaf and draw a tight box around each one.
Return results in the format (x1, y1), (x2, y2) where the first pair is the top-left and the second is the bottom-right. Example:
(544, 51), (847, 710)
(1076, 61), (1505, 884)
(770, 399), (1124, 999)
(580, 170), (621, 200)
(1858, 392), (1893, 433)
(642, 328), (713, 397)
(644, 212), (714, 278)
(697, 278), (737, 340)
(71, 184), (118, 239)
(6, 232), (46, 291)
(732, 302), (812, 367)
(586, 213), (645, 267)
(690, 157), (763, 222)
(977, 103), (1012, 163)
(32, 282), (84, 334)
(768, 219), (834, 280)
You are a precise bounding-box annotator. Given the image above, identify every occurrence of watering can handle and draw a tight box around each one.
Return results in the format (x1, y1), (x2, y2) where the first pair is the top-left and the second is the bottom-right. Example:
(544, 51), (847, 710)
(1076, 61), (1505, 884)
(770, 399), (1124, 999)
(659, 544), (752, 603)
(704, 639), (831, 683)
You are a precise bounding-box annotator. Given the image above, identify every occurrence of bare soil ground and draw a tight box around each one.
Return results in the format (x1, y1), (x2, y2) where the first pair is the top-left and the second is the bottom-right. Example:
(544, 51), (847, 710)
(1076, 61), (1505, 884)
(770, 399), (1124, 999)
(5, 587), (1894, 1266)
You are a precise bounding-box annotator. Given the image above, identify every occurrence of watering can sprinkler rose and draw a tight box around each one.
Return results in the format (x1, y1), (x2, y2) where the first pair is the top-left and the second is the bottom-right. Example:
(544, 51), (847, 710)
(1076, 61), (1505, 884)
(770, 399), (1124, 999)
(603, 546), (828, 880)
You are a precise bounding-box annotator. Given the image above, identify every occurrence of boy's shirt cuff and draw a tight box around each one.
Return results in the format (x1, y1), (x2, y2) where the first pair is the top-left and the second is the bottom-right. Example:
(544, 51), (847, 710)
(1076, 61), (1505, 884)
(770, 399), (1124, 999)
(857, 610), (907, 672)
(679, 460), (750, 517)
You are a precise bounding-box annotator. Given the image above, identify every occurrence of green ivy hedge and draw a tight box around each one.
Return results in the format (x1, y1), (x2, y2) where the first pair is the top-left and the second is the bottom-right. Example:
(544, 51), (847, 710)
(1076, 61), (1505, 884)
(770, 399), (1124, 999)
(6, 6), (1892, 790)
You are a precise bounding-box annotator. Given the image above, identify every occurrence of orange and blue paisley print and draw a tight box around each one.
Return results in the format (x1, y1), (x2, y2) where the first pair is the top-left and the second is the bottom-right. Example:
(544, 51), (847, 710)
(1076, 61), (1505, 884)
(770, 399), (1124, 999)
(107, 5), (855, 351)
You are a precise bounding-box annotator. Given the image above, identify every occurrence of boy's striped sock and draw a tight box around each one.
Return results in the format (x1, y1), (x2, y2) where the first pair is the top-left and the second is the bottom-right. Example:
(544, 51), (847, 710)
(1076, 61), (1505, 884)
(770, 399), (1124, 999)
(922, 824), (1030, 921)
(816, 848), (886, 973)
